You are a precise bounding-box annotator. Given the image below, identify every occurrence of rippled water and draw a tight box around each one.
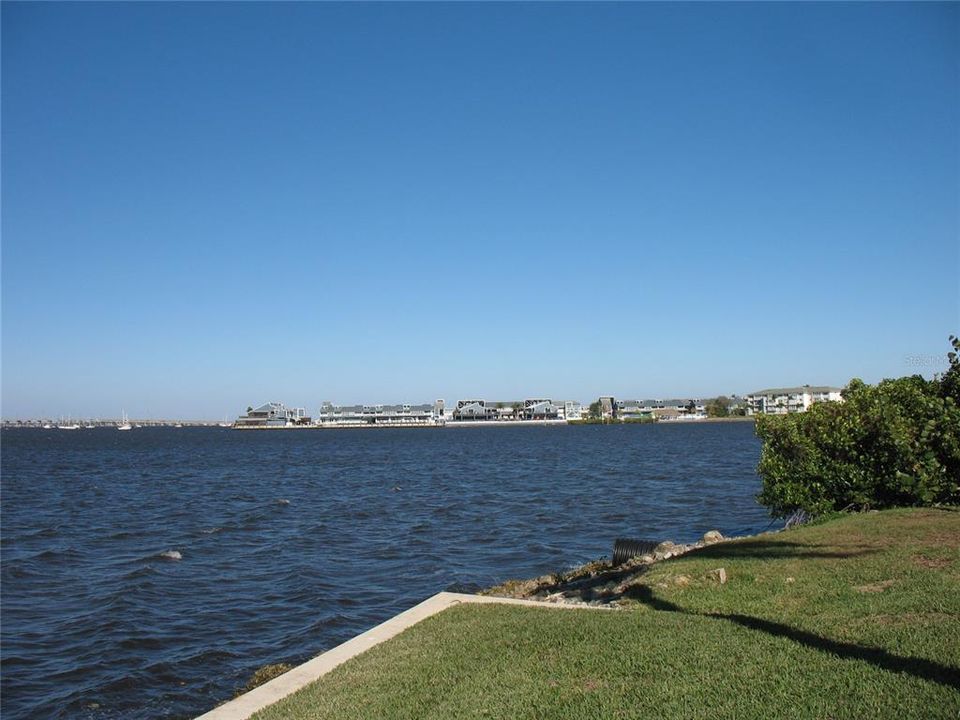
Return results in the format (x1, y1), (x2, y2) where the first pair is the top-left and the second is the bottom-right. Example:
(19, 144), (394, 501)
(1, 422), (773, 719)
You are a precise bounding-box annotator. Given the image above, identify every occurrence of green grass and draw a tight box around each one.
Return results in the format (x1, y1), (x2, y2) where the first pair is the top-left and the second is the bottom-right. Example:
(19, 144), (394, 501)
(253, 508), (960, 719)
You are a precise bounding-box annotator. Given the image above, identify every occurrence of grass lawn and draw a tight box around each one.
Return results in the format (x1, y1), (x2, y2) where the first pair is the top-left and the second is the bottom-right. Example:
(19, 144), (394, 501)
(253, 508), (960, 719)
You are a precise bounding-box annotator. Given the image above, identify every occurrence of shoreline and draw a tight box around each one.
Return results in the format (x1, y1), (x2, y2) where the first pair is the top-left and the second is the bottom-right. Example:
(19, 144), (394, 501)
(480, 526), (769, 607)
(199, 522), (779, 719)
(230, 416), (756, 430)
(2, 417), (757, 429)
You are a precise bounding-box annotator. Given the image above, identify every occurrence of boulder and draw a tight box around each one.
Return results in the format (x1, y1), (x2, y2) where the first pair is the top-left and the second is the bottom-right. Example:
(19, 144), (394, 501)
(702, 530), (724, 544)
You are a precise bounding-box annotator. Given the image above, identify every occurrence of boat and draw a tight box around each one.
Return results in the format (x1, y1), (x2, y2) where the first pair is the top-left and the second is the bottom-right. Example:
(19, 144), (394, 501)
(117, 411), (132, 431)
(58, 416), (80, 430)
(42, 423), (54, 429)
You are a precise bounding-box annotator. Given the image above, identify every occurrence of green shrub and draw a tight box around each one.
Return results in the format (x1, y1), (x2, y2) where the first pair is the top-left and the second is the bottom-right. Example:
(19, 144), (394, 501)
(756, 337), (960, 517)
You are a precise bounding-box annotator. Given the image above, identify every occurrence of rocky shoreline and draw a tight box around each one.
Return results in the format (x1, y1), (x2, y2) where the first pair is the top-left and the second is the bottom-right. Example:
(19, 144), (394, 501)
(481, 528), (771, 608)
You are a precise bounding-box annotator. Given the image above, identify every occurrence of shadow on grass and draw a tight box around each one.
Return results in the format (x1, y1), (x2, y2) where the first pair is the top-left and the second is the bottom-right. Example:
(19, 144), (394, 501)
(683, 539), (879, 561)
(626, 585), (960, 691)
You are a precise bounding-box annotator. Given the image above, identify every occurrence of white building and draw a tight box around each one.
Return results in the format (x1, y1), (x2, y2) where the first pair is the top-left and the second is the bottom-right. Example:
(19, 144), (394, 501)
(316, 401), (443, 427)
(451, 398), (569, 422)
(235, 402), (310, 427)
(617, 399), (706, 420)
(745, 386), (843, 415)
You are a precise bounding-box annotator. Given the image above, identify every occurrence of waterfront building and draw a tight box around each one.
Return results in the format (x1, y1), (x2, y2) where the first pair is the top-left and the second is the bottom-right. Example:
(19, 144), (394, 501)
(745, 386), (843, 415)
(235, 402), (311, 427)
(451, 399), (568, 422)
(522, 398), (562, 420)
(598, 396), (616, 419)
(564, 401), (582, 420)
(452, 399), (495, 421)
(316, 402), (441, 427)
(616, 399), (707, 420)
(617, 400), (654, 420)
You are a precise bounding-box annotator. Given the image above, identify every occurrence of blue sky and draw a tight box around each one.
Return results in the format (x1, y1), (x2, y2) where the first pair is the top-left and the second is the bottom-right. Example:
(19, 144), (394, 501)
(2, 2), (958, 419)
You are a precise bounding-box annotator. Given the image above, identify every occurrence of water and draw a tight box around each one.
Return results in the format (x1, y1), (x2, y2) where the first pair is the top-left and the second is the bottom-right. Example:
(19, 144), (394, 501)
(1, 422), (772, 719)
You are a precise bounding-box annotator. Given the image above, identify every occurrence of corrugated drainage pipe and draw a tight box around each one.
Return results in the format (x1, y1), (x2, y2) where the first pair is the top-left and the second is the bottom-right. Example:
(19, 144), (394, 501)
(612, 538), (659, 566)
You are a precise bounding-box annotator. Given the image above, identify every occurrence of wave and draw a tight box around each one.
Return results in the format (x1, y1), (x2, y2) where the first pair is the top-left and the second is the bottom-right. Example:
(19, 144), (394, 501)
(121, 565), (158, 580)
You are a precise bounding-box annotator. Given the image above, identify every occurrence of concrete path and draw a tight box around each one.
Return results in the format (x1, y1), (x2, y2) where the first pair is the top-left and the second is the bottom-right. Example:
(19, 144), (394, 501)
(195, 591), (605, 720)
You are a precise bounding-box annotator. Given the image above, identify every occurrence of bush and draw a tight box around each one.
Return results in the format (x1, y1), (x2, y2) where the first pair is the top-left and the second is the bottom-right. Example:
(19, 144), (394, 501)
(756, 338), (960, 517)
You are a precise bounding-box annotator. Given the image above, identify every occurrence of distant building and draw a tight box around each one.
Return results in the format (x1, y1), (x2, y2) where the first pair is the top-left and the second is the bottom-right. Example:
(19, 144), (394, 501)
(745, 386), (843, 415)
(451, 399), (568, 422)
(727, 395), (747, 415)
(617, 400), (653, 420)
(598, 396), (616, 419)
(616, 399), (706, 420)
(316, 402), (439, 426)
(522, 398), (562, 420)
(235, 402), (310, 427)
(452, 399), (495, 421)
(563, 401), (582, 420)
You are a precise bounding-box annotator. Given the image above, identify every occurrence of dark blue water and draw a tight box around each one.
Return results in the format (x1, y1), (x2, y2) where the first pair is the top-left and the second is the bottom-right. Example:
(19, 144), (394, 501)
(1, 422), (772, 719)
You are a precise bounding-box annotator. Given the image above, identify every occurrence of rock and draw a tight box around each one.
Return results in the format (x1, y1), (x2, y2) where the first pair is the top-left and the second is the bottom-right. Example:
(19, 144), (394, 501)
(238, 663), (294, 696)
(785, 577), (795, 584)
(702, 530), (724, 544)
(482, 574), (552, 598)
(707, 567), (727, 584)
(653, 541), (679, 560)
(639, 554), (655, 564)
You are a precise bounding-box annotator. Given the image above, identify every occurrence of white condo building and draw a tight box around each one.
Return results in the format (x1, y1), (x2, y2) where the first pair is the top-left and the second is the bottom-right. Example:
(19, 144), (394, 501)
(316, 400), (445, 427)
(745, 386), (843, 415)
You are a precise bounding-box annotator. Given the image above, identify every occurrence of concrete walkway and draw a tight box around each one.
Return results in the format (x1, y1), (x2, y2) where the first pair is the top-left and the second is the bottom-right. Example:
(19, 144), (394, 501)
(196, 591), (606, 720)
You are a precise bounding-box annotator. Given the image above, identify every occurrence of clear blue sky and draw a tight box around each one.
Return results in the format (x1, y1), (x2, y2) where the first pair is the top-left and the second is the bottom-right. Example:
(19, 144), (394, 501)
(2, 2), (958, 419)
